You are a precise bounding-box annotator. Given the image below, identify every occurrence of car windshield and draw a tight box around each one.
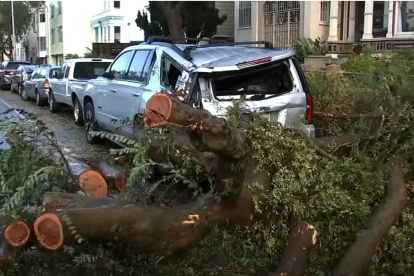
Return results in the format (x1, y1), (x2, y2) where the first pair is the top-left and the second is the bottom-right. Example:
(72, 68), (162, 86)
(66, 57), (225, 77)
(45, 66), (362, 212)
(7, 63), (30, 70)
(73, 62), (111, 80)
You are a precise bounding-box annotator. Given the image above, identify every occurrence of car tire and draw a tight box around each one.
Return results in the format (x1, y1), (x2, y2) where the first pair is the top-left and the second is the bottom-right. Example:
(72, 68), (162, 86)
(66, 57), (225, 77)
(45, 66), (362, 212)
(48, 91), (59, 113)
(11, 84), (15, 93)
(73, 96), (84, 126)
(20, 85), (29, 101)
(84, 101), (100, 144)
(35, 90), (47, 106)
(0, 79), (5, 90)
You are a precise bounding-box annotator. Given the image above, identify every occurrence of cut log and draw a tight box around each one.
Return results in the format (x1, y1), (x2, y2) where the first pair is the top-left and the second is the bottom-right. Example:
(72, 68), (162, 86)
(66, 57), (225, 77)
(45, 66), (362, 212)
(42, 192), (135, 213)
(332, 159), (407, 276)
(0, 216), (28, 266)
(78, 170), (108, 198)
(3, 220), (30, 247)
(90, 160), (126, 191)
(114, 154), (134, 166)
(35, 191), (254, 256)
(34, 213), (63, 250)
(269, 221), (318, 276)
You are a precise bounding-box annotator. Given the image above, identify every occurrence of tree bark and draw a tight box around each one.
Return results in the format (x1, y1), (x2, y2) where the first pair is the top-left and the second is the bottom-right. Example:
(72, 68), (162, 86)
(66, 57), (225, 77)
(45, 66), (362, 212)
(332, 159), (407, 276)
(269, 221), (318, 276)
(36, 190), (254, 257)
(157, 2), (185, 43)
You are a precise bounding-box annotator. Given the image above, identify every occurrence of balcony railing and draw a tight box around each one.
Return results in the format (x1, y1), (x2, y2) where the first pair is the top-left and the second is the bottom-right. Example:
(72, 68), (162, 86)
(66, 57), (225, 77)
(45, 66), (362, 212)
(328, 38), (414, 55)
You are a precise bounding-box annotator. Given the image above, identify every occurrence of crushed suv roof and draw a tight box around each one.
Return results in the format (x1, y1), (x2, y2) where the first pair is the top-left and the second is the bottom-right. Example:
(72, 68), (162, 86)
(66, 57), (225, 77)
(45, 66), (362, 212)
(175, 45), (294, 67)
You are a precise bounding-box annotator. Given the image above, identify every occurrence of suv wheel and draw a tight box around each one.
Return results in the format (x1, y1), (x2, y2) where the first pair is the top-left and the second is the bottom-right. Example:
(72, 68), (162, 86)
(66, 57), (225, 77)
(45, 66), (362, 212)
(84, 101), (100, 144)
(73, 96), (84, 126)
(48, 91), (59, 113)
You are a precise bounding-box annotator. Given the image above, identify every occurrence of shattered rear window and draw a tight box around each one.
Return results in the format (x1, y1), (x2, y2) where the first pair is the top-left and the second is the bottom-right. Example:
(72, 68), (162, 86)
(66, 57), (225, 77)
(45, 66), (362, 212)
(211, 61), (293, 101)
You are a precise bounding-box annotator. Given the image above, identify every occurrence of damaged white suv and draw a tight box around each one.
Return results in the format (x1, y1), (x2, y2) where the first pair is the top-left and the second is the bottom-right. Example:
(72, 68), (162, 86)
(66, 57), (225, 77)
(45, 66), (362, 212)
(82, 37), (315, 144)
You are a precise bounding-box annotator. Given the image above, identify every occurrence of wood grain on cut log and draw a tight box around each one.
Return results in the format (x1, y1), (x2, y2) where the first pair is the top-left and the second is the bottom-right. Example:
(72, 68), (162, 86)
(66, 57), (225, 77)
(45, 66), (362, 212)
(269, 221), (318, 276)
(4, 220), (31, 247)
(78, 170), (108, 198)
(0, 216), (29, 266)
(35, 191), (254, 256)
(332, 159), (407, 276)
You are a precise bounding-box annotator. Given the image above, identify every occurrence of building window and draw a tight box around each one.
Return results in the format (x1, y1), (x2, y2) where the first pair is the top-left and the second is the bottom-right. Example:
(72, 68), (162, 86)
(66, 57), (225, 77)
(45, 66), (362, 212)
(238, 1), (251, 28)
(114, 1), (120, 9)
(50, 4), (55, 18)
(107, 26), (111, 42)
(39, 37), (46, 51)
(58, 1), (62, 15)
(114, 26), (121, 43)
(57, 26), (63, 43)
(398, 1), (414, 32)
(40, 13), (45, 23)
(104, 27), (107, 42)
(51, 29), (55, 44)
(320, 1), (330, 24)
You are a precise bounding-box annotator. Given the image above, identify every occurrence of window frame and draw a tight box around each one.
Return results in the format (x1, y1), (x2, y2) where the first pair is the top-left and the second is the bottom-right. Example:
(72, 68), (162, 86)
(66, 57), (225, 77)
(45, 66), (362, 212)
(319, 1), (331, 25)
(51, 29), (55, 44)
(57, 26), (63, 43)
(395, 1), (414, 35)
(64, 62), (71, 79)
(125, 50), (154, 83)
(238, 1), (252, 29)
(159, 53), (184, 92)
(40, 13), (45, 23)
(106, 50), (135, 80)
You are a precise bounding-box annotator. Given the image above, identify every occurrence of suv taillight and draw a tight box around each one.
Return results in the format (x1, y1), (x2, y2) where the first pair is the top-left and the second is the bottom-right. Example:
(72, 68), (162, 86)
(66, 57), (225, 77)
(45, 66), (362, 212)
(43, 79), (50, 89)
(305, 93), (314, 122)
(4, 70), (12, 75)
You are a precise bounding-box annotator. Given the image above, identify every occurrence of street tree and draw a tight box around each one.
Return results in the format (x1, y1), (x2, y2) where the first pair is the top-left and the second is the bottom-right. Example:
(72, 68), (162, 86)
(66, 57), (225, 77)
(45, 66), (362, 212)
(135, 1), (227, 43)
(0, 1), (43, 60)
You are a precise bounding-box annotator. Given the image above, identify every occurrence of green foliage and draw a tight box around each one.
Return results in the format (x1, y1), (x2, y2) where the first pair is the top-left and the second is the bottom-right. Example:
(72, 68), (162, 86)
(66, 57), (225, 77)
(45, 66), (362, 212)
(293, 37), (328, 63)
(135, 1), (227, 40)
(0, 1), (43, 59)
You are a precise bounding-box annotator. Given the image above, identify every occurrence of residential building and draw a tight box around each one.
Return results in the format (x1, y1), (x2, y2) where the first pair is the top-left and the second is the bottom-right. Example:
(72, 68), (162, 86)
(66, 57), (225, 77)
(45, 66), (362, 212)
(15, 7), (42, 63)
(234, 1), (414, 53)
(31, 7), (48, 64)
(46, 1), (99, 65)
(90, 1), (148, 43)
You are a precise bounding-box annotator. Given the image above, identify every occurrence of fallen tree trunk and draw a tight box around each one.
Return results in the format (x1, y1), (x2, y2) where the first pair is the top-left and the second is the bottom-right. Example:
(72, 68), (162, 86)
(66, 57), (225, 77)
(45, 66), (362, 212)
(332, 159), (407, 276)
(35, 190), (254, 256)
(269, 221), (318, 276)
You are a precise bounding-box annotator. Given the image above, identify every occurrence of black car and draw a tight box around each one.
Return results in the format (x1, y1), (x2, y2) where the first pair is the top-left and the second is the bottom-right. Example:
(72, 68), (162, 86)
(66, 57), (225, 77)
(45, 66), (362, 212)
(11, 65), (38, 94)
(0, 60), (31, 90)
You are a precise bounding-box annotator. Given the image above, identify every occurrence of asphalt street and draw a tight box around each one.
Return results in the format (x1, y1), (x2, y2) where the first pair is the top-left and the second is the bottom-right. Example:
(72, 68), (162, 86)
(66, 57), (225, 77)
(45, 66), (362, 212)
(0, 88), (114, 159)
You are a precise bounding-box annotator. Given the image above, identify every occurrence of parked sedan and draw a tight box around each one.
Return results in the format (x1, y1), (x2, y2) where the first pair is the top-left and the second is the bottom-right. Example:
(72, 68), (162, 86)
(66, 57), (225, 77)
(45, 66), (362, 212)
(11, 65), (38, 94)
(21, 66), (61, 106)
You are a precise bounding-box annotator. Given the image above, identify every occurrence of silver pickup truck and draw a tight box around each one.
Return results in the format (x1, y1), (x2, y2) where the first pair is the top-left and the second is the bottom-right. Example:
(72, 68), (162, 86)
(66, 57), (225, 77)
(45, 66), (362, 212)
(48, 58), (112, 125)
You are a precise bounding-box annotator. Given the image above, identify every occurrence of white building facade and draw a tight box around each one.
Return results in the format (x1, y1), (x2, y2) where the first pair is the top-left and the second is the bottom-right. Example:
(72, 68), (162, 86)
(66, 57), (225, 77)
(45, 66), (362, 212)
(90, 1), (148, 43)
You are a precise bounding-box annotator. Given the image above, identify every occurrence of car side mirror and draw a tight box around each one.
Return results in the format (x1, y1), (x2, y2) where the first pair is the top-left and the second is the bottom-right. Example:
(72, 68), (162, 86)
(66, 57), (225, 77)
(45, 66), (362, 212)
(102, 71), (113, 79)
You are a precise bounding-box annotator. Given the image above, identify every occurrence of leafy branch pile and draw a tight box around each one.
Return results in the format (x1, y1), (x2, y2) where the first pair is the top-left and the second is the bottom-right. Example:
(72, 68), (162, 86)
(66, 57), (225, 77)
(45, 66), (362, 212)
(0, 49), (413, 276)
